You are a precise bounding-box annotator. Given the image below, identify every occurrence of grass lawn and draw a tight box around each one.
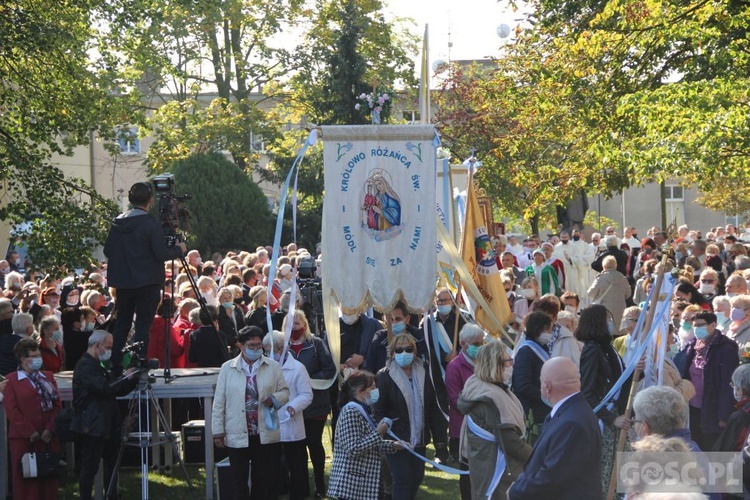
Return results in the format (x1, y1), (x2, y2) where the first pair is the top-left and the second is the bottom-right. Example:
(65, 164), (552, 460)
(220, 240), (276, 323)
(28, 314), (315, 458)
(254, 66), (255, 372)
(58, 421), (461, 499)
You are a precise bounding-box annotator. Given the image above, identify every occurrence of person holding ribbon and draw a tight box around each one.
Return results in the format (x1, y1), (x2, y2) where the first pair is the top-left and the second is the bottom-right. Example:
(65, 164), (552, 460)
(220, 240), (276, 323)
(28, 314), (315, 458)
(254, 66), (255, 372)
(458, 340), (531, 500)
(212, 325), (290, 500)
(374, 332), (443, 500)
(327, 370), (402, 500)
(4, 337), (62, 499)
(511, 311), (553, 431)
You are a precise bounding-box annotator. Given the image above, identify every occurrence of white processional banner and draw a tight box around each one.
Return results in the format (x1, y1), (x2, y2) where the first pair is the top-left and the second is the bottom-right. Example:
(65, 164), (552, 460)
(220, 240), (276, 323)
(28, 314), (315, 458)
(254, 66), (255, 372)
(321, 125), (438, 312)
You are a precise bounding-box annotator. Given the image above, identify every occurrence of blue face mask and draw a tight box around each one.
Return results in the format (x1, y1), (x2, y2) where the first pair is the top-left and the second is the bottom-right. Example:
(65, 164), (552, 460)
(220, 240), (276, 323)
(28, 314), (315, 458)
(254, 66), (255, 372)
(716, 311), (730, 328)
(391, 321), (406, 334)
(29, 357), (43, 371)
(221, 302), (234, 309)
(244, 348), (262, 361)
(367, 388), (380, 405)
(694, 326), (710, 340)
(395, 352), (414, 367)
(607, 320), (615, 335)
(466, 344), (481, 359)
(436, 305), (452, 316)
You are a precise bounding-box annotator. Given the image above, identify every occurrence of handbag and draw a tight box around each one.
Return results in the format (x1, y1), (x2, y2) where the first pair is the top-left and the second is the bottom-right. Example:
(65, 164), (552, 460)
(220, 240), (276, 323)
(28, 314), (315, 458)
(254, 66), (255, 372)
(21, 443), (59, 479)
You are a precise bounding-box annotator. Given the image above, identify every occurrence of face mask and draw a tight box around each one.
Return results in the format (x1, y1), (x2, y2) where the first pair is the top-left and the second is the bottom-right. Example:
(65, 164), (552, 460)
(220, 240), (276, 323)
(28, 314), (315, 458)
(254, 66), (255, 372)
(503, 366), (513, 384)
(465, 344), (481, 359)
(367, 388), (380, 405)
(221, 302), (234, 309)
(572, 235), (580, 241)
(518, 288), (535, 299)
(83, 321), (95, 332)
(607, 320), (615, 335)
(244, 348), (262, 361)
(341, 313), (359, 325)
(291, 328), (305, 340)
(66, 297), (79, 306)
(394, 352), (414, 367)
(436, 305), (452, 316)
(541, 387), (551, 407)
(29, 357), (43, 371)
(728, 293), (738, 298)
(561, 240), (568, 245)
(734, 387), (744, 403)
(694, 326), (710, 340)
(391, 321), (406, 334)
(732, 308), (746, 322)
(565, 305), (577, 314)
(681, 321), (693, 332)
(699, 283), (715, 295)
(538, 333), (553, 344)
(99, 348), (112, 362)
(51, 330), (63, 343)
(716, 311), (730, 328)
(667, 343), (680, 359)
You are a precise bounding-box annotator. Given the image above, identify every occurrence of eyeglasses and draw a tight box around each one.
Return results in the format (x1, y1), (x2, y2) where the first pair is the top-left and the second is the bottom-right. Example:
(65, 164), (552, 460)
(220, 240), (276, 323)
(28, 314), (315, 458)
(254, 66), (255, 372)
(700, 279), (715, 284)
(435, 298), (452, 305)
(393, 346), (414, 354)
(630, 417), (642, 425)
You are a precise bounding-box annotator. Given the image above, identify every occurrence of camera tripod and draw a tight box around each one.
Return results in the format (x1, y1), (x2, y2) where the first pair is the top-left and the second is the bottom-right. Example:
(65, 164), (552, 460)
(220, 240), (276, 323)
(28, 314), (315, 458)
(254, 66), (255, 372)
(108, 375), (195, 500)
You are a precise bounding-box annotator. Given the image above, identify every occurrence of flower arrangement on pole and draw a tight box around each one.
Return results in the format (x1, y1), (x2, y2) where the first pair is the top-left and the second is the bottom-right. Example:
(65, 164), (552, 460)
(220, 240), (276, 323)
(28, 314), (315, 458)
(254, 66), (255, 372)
(355, 88), (392, 124)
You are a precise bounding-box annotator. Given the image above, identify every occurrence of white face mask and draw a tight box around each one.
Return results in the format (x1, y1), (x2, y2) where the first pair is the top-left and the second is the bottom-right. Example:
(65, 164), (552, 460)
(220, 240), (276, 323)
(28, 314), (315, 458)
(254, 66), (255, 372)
(341, 313), (359, 325)
(502, 366), (513, 385)
(518, 288), (536, 299)
(538, 332), (553, 344)
(699, 283), (715, 295)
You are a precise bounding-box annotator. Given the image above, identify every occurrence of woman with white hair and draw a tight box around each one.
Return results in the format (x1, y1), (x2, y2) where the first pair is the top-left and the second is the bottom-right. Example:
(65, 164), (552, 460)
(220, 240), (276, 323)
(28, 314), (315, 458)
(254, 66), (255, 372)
(263, 331), (313, 500)
(587, 255), (632, 328)
(445, 323), (486, 498)
(715, 364), (750, 453)
(632, 386), (700, 450)
(726, 295), (750, 354)
(244, 285), (268, 332)
(713, 295), (732, 331)
(458, 341), (531, 500)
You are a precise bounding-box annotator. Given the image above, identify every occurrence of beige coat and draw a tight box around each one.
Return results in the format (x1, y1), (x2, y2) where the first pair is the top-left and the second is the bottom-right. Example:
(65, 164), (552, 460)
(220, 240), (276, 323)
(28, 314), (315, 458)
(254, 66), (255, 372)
(587, 269), (631, 327)
(212, 354), (289, 447)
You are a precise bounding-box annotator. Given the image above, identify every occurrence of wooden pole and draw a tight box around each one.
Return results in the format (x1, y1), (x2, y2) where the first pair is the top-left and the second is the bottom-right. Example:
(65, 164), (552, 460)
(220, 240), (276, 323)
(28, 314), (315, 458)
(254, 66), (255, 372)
(386, 314), (393, 343)
(606, 251), (670, 500)
(452, 279), (463, 353)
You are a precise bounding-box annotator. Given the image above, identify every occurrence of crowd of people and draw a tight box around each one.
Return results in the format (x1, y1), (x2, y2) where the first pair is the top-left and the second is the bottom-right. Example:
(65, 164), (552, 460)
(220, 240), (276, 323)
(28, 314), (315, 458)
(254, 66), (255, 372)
(5, 186), (750, 500)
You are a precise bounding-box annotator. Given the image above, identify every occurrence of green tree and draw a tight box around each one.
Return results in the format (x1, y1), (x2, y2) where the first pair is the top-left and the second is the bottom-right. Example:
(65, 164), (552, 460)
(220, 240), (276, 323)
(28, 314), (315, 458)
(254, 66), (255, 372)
(0, 0), (135, 271)
(170, 153), (273, 254)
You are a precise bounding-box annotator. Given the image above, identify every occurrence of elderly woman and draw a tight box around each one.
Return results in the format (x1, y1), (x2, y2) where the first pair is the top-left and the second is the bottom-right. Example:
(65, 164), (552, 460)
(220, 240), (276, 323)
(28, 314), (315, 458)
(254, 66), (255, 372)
(632, 386), (700, 449)
(713, 295), (732, 332)
(714, 364), (750, 454)
(726, 294), (750, 353)
(284, 309), (336, 497)
(263, 330), (313, 500)
(445, 323), (485, 499)
(612, 306), (641, 357)
(512, 311), (553, 428)
(4, 337), (62, 498)
(39, 315), (64, 373)
(373, 333), (442, 500)
(458, 341), (532, 500)
(587, 255), (631, 328)
(327, 370), (402, 500)
(243, 285), (268, 332)
(680, 311), (739, 451)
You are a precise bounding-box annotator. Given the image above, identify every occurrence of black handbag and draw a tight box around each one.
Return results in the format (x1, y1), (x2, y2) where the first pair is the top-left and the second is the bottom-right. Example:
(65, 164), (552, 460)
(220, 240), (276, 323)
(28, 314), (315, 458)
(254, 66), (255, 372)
(21, 443), (59, 479)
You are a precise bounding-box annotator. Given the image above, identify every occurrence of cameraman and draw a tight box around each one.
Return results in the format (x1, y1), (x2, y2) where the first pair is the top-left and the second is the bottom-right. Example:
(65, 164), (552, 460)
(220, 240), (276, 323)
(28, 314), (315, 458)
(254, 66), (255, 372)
(70, 330), (139, 500)
(104, 182), (186, 373)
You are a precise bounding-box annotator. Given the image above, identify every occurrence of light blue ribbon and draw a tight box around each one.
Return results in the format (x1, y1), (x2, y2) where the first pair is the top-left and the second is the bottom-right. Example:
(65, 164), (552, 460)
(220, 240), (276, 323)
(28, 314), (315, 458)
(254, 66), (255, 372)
(593, 275), (675, 413)
(519, 340), (550, 363)
(266, 131), (316, 335)
(467, 415), (506, 498)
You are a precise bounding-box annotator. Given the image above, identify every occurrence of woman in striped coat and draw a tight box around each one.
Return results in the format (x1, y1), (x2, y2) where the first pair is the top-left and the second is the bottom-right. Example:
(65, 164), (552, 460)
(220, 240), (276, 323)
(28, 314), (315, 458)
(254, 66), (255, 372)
(327, 370), (402, 500)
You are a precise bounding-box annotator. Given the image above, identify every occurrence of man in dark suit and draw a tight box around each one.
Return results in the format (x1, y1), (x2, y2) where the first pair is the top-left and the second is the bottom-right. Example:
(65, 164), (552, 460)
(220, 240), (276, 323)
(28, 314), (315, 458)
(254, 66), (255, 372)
(508, 357), (601, 500)
(592, 234), (628, 276)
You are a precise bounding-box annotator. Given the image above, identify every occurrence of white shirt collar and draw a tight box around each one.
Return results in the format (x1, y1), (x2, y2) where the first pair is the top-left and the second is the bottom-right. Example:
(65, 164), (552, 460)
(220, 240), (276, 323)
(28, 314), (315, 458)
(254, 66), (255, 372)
(17, 369), (46, 382)
(240, 355), (261, 377)
(550, 391), (579, 418)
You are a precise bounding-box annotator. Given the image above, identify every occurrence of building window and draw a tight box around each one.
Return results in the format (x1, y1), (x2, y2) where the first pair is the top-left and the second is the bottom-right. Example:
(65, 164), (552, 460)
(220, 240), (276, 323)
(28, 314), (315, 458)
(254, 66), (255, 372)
(664, 184), (685, 227)
(117, 127), (140, 155)
(403, 110), (421, 123)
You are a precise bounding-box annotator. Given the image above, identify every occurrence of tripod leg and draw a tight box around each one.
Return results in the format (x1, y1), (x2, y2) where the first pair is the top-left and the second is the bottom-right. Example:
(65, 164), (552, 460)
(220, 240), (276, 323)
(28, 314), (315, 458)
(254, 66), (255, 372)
(146, 387), (197, 498)
(107, 395), (139, 497)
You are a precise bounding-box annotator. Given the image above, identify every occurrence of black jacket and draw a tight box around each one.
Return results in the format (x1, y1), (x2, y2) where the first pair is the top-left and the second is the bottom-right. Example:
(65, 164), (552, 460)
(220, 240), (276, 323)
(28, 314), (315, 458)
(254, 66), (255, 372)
(512, 341), (551, 424)
(70, 352), (138, 438)
(579, 341), (631, 426)
(0, 333), (22, 376)
(364, 324), (428, 374)
(103, 209), (183, 289)
(217, 305), (245, 346)
(373, 363), (442, 447)
(289, 336), (336, 418)
(591, 246), (628, 276)
(189, 326), (229, 368)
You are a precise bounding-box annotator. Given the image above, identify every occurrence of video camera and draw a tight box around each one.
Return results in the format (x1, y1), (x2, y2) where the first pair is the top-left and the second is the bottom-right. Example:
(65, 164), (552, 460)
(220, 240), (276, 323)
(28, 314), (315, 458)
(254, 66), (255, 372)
(122, 341), (160, 382)
(151, 173), (191, 247)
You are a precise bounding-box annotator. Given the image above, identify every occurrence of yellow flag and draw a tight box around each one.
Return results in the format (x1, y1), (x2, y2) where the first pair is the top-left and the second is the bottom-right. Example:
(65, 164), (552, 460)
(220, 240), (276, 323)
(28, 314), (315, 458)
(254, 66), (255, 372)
(460, 180), (512, 334)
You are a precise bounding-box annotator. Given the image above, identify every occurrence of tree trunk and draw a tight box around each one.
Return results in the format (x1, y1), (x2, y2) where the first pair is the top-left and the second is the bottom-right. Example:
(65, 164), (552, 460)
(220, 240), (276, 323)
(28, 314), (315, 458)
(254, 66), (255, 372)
(530, 213), (539, 236)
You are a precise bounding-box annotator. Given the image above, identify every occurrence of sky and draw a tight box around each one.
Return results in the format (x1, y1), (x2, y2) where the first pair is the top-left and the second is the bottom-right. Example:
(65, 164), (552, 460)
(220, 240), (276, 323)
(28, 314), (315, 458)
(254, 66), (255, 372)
(383, 0), (530, 64)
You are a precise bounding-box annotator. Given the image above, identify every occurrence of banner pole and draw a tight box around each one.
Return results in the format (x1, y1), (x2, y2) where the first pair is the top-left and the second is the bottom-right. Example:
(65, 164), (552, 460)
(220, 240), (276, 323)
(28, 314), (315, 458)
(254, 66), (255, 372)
(606, 251), (670, 500)
(452, 278), (463, 353)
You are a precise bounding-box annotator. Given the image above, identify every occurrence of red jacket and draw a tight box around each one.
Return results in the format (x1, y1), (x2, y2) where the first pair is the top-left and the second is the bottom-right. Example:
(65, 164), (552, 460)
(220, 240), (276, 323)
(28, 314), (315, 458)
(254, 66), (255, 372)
(4, 370), (61, 441)
(174, 317), (200, 368)
(147, 316), (185, 368)
(41, 341), (65, 373)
